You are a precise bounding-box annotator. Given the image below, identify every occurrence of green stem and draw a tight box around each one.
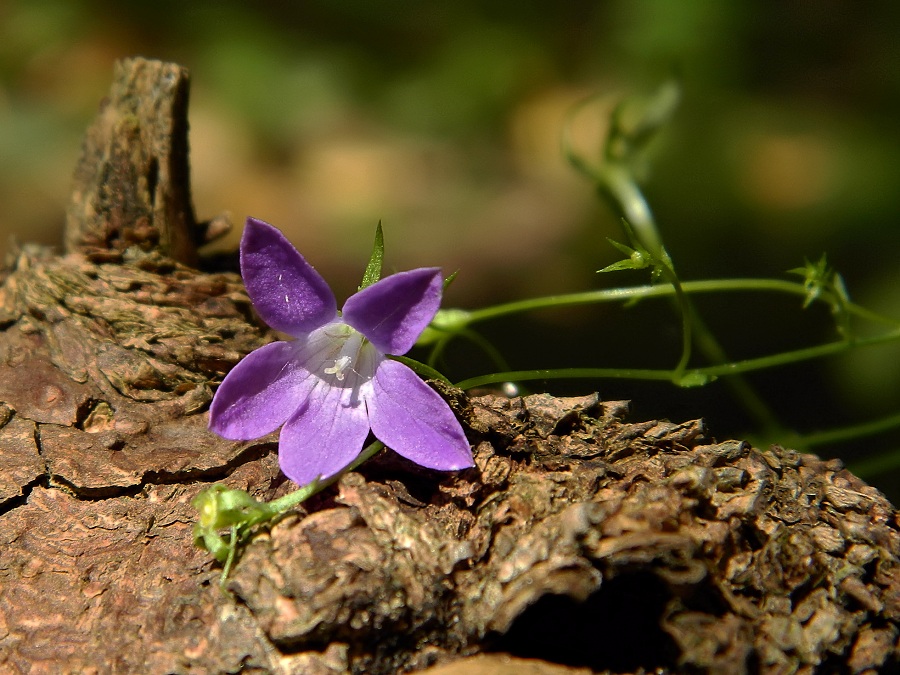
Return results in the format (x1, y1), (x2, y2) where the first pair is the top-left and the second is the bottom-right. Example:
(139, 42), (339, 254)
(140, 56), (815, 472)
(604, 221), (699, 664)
(459, 327), (514, 373)
(455, 326), (900, 391)
(689, 309), (780, 435)
(600, 164), (668, 263)
(565, 88), (786, 433)
(267, 440), (385, 514)
(220, 524), (239, 585)
(653, 261), (692, 379)
(799, 410), (900, 451)
(465, 278), (899, 328)
(458, 275), (900, 439)
(848, 440), (900, 479)
(456, 367), (678, 391)
(390, 356), (452, 384)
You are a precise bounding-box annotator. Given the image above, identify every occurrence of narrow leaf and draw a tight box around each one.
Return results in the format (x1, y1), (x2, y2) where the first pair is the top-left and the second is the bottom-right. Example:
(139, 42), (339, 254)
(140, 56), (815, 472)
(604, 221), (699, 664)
(607, 238), (637, 257)
(598, 259), (640, 274)
(443, 269), (459, 291)
(359, 221), (385, 290)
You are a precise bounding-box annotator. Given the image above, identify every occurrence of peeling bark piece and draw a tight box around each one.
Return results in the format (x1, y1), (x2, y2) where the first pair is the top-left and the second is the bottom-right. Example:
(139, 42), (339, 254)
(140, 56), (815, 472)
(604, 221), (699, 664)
(40, 417), (261, 496)
(65, 57), (200, 265)
(418, 654), (595, 675)
(0, 416), (42, 506)
(522, 392), (600, 438)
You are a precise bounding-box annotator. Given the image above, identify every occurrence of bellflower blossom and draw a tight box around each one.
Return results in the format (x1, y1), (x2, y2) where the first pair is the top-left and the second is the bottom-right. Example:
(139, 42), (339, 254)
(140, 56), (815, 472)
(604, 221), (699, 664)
(209, 217), (474, 485)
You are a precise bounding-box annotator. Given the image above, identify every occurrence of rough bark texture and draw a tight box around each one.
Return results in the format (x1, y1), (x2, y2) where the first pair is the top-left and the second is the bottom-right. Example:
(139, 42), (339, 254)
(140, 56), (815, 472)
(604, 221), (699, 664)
(2, 58), (900, 675)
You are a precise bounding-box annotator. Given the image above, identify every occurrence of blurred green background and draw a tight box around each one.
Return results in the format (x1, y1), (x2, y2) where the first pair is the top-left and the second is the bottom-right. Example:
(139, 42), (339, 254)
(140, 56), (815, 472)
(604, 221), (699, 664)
(2, 1), (900, 496)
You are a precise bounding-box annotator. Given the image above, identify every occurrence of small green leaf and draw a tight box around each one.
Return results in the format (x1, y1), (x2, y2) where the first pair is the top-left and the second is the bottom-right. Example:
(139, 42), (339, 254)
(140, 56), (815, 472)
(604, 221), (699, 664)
(443, 270), (459, 291)
(788, 254), (834, 309)
(193, 523), (231, 562)
(607, 238), (636, 257)
(598, 238), (651, 273)
(598, 259), (640, 273)
(359, 221), (385, 290)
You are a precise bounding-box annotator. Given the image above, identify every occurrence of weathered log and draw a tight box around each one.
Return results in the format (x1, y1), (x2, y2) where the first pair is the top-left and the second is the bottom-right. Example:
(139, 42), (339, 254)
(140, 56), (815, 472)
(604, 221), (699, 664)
(1, 58), (899, 675)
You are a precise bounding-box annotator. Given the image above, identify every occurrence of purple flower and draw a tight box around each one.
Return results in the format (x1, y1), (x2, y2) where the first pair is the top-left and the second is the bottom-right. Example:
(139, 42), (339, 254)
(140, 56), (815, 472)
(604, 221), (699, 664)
(209, 217), (474, 485)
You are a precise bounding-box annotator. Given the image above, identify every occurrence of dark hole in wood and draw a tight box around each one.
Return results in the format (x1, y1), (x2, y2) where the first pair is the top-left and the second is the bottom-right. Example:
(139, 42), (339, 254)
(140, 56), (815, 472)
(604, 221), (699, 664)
(490, 571), (678, 672)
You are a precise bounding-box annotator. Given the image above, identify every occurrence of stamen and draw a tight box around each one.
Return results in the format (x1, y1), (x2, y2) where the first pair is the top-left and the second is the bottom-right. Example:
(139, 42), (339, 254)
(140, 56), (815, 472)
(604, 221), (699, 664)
(324, 355), (353, 381)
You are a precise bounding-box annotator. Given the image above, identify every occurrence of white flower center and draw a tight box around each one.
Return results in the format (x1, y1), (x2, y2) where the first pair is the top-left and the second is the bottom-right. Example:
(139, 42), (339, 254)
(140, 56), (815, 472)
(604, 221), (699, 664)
(308, 321), (377, 387)
(323, 355), (353, 381)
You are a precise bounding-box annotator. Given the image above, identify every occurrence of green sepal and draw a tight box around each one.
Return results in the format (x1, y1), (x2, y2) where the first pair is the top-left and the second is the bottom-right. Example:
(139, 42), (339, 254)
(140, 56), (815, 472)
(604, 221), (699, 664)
(416, 308), (472, 346)
(788, 255), (826, 308)
(388, 354), (453, 384)
(443, 270), (459, 291)
(193, 523), (232, 563)
(597, 238), (651, 273)
(359, 221), (385, 291)
(191, 484), (276, 562)
(788, 254), (853, 337)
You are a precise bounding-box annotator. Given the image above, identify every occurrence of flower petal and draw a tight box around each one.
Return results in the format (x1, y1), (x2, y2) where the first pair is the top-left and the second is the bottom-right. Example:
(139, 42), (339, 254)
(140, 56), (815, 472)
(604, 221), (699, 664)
(278, 380), (372, 485)
(367, 359), (473, 471)
(209, 341), (310, 439)
(241, 217), (337, 335)
(342, 268), (442, 355)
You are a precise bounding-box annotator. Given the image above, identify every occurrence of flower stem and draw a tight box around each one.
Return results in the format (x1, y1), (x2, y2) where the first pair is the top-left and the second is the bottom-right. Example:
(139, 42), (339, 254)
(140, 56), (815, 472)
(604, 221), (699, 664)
(458, 275), (900, 440)
(803, 410), (900, 452)
(454, 326), (900, 391)
(456, 367), (679, 391)
(652, 259), (692, 380)
(267, 440), (385, 514)
(465, 278), (898, 327)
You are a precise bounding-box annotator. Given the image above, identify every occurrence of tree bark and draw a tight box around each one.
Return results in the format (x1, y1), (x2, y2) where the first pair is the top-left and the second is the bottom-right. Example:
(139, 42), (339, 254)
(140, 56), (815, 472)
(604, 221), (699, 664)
(1, 58), (899, 675)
